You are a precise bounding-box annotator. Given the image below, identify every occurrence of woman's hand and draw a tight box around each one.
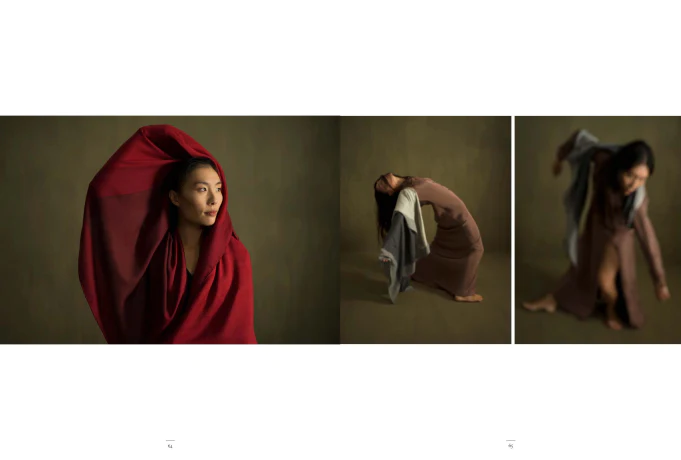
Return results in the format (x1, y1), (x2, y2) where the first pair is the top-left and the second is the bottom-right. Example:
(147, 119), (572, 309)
(656, 284), (671, 302)
(552, 158), (563, 177)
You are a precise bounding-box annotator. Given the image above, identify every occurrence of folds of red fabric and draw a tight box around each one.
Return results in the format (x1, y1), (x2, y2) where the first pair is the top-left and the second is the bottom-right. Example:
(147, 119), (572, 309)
(78, 125), (257, 344)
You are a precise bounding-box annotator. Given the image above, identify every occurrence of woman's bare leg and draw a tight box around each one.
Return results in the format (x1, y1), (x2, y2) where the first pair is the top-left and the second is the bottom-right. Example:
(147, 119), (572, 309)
(598, 242), (621, 330)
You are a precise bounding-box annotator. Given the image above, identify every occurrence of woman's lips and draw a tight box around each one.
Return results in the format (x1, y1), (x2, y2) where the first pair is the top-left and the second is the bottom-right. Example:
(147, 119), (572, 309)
(205, 211), (217, 216)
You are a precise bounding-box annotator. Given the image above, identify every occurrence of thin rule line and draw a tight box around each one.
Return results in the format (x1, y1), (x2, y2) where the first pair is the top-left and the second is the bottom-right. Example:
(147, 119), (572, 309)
(506, 440), (516, 441)
(166, 440), (175, 442)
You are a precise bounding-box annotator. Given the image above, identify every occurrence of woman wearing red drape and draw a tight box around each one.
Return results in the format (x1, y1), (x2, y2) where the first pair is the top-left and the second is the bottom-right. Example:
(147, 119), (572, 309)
(78, 125), (257, 344)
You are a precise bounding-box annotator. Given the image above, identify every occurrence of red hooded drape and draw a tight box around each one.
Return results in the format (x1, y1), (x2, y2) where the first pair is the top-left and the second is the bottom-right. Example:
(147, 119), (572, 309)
(78, 125), (257, 344)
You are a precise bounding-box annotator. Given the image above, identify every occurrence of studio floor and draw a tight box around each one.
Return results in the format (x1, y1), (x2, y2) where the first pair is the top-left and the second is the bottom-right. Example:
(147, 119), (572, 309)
(515, 258), (681, 344)
(340, 251), (511, 344)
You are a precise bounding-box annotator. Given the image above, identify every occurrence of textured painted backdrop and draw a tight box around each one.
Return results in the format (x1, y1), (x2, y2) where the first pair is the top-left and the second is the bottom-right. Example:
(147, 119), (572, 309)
(515, 116), (681, 263)
(340, 116), (512, 253)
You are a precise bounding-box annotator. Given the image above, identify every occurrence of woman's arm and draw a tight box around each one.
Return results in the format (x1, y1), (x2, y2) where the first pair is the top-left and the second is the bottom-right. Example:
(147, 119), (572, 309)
(554, 130), (600, 175)
(556, 130), (582, 162)
(633, 195), (667, 290)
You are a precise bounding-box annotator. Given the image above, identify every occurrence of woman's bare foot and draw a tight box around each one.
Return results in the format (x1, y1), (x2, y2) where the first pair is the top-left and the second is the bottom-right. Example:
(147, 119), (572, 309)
(522, 294), (557, 313)
(454, 294), (483, 302)
(605, 305), (623, 330)
(605, 317), (623, 330)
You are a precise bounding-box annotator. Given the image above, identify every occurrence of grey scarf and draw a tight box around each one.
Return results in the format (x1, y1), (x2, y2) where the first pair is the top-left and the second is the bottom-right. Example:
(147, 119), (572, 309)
(379, 188), (430, 303)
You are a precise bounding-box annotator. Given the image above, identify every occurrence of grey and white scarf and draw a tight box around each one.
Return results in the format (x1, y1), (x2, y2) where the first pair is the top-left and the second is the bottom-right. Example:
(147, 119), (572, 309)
(379, 188), (430, 303)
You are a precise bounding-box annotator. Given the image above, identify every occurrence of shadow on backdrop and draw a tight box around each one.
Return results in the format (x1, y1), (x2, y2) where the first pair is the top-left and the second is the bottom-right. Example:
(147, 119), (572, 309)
(0, 116), (340, 344)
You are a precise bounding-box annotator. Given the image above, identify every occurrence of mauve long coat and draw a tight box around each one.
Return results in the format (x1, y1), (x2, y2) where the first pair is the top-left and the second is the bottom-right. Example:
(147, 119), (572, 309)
(553, 150), (666, 328)
(410, 178), (484, 297)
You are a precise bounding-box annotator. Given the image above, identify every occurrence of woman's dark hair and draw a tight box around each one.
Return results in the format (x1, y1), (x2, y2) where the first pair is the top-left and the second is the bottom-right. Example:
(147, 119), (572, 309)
(169, 157), (218, 192)
(167, 157), (218, 227)
(374, 173), (413, 242)
(608, 140), (655, 190)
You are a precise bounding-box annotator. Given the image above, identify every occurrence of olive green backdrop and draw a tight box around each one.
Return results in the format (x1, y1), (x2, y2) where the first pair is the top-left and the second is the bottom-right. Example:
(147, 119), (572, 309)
(339, 116), (512, 344)
(515, 116), (681, 344)
(515, 116), (681, 264)
(340, 116), (512, 253)
(0, 116), (340, 344)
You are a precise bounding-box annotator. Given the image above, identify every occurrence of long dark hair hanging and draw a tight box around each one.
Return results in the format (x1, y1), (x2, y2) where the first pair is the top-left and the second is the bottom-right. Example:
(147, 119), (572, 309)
(599, 140), (655, 227)
(607, 140), (655, 191)
(374, 173), (414, 242)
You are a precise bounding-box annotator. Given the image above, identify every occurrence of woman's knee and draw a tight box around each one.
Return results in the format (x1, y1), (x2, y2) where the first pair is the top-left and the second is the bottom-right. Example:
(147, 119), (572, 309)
(598, 281), (618, 303)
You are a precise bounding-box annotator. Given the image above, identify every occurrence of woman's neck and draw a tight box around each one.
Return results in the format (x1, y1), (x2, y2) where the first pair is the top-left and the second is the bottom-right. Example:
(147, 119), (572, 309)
(393, 176), (406, 190)
(177, 220), (203, 250)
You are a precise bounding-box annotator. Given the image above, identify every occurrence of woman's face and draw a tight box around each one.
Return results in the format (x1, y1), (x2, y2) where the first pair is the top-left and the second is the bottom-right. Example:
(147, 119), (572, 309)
(169, 166), (223, 227)
(375, 173), (399, 196)
(619, 164), (650, 196)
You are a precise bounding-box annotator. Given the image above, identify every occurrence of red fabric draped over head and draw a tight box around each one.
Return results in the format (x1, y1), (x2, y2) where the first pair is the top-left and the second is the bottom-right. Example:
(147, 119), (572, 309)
(78, 125), (257, 344)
